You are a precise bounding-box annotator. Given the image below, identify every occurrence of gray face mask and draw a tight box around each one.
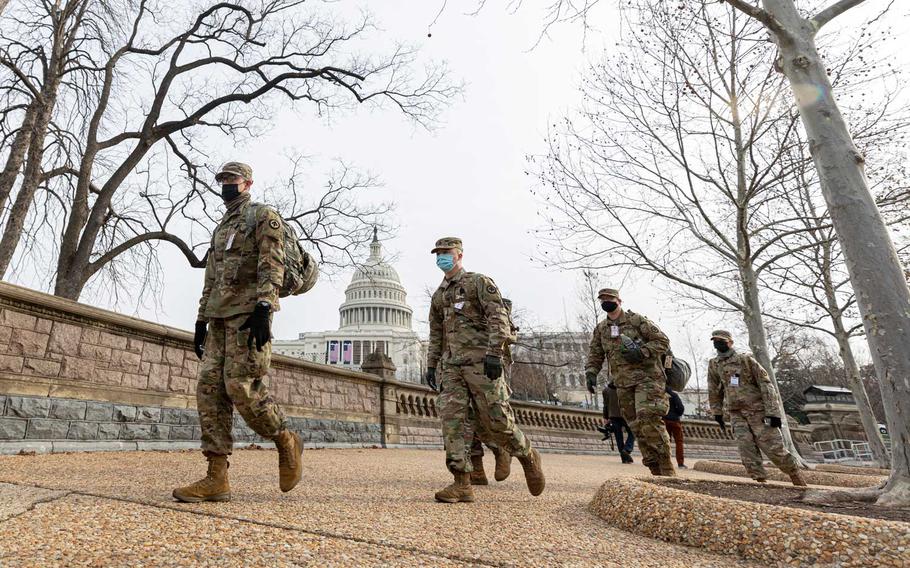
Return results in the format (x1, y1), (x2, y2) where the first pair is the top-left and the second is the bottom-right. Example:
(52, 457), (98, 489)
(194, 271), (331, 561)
(221, 183), (241, 202)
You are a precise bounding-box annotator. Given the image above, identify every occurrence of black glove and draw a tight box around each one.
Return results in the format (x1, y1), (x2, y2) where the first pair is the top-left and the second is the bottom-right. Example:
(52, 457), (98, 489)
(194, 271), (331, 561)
(767, 416), (782, 429)
(193, 321), (207, 360)
(621, 345), (645, 363)
(585, 371), (598, 394)
(426, 367), (437, 391)
(239, 302), (271, 352)
(714, 415), (726, 431)
(483, 355), (503, 380)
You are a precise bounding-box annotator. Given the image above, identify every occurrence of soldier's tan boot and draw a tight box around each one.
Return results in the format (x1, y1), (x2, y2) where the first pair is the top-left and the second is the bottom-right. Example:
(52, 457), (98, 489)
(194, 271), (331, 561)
(517, 448), (545, 496)
(470, 456), (489, 485)
(172, 454), (231, 503)
(435, 472), (475, 503)
(655, 455), (677, 477)
(789, 471), (808, 487)
(274, 429), (303, 493)
(493, 448), (511, 482)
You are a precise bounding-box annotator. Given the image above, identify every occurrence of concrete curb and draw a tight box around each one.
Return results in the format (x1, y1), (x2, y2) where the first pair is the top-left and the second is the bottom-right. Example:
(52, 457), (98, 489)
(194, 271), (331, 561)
(693, 459), (885, 488)
(589, 477), (909, 567)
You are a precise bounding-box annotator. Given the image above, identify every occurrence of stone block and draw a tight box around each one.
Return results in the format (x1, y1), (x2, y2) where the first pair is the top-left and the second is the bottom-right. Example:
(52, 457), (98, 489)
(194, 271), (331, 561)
(0, 309), (36, 330)
(0, 417), (27, 439)
(147, 363), (169, 391)
(120, 424), (152, 440)
(142, 343), (164, 364)
(67, 421), (99, 440)
(94, 369), (122, 386)
(136, 407), (161, 423)
(8, 329), (50, 357)
(5, 396), (50, 418)
(34, 318), (52, 333)
(108, 350), (141, 372)
(168, 375), (189, 393)
(169, 425), (195, 440)
(0, 354), (24, 373)
(121, 373), (148, 390)
(49, 399), (87, 421)
(112, 405), (137, 422)
(80, 328), (100, 344)
(164, 346), (184, 366)
(160, 408), (183, 424)
(78, 343), (112, 361)
(85, 402), (113, 422)
(97, 332), (128, 350)
(47, 321), (82, 356)
(149, 424), (169, 440)
(97, 423), (120, 440)
(26, 419), (70, 439)
(0, 325), (11, 344)
(126, 337), (144, 353)
(23, 358), (61, 377)
(60, 356), (96, 380)
(179, 412), (199, 426)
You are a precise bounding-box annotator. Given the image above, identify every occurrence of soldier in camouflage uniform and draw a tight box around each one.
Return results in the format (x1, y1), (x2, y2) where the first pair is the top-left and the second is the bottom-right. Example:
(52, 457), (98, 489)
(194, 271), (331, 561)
(468, 298), (518, 485)
(707, 330), (807, 486)
(585, 288), (675, 476)
(173, 162), (304, 503)
(426, 238), (544, 503)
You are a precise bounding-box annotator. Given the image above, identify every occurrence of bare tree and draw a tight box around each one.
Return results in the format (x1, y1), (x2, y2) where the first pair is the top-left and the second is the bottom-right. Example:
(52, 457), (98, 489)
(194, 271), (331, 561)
(722, 0), (910, 510)
(529, 1), (818, 461)
(0, 0), (456, 302)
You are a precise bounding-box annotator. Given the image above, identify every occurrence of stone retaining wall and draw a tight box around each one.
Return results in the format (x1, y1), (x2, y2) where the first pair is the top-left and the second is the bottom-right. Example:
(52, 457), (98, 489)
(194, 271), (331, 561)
(0, 282), (816, 457)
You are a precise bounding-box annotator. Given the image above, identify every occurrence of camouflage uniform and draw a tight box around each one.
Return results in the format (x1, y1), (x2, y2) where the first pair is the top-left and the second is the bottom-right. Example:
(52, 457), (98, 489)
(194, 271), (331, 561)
(585, 289), (673, 474)
(196, 171), (288, 456)
(707, 331), (798, 479)
(428, 262), (531, 474)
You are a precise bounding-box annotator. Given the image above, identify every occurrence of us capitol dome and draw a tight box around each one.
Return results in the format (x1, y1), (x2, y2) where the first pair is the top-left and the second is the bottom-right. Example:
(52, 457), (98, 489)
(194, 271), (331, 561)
(272, 229), (426, 382)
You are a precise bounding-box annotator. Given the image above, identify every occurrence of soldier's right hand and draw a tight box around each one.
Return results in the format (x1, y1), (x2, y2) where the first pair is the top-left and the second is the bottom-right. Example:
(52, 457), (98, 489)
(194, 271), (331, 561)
(193, 321), (207, 360)
(585, 371), (598, 394)
(714, 415), (726, 431)
(426, 367), (437, 391)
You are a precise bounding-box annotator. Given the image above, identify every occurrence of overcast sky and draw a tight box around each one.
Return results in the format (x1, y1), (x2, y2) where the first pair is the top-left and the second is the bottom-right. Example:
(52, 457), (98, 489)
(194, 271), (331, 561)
(55, 1), (908, 373)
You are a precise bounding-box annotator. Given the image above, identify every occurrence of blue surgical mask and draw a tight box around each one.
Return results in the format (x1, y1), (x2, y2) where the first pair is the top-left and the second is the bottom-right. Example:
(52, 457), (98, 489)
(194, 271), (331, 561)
(436, 254), (455, 272)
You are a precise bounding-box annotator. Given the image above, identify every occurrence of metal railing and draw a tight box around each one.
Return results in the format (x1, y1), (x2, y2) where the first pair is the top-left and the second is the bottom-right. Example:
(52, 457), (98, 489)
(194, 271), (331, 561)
(812, 439), (883, 463)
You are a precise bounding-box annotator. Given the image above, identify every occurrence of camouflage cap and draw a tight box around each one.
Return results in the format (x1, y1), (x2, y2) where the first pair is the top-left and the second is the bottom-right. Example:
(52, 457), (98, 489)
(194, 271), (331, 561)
(430, 237), (463, 254)
(597, 288), (620, 299)
(710, 330), (733, 341)
(215, 161), (253, 182)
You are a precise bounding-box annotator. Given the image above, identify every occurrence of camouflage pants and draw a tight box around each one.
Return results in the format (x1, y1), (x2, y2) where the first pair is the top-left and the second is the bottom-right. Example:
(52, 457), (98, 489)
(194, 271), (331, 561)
(197, 314), (286, 456)
(438, 361), (529, 473)
(618, 380), (672, 469)
(731, 409), (799, 478)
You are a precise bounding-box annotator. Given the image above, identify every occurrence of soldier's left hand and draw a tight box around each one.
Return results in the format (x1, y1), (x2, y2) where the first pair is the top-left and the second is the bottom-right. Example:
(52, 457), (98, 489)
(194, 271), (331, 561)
(766, 416), (782, 429)
(239, 302), (272, 352)
(483, 355), (503, 380)
(620, 345), (645, 363)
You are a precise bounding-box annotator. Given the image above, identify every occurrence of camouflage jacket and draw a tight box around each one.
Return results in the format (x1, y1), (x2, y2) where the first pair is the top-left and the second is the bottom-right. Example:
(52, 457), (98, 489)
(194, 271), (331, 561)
(427, 269), (511, 368)
(197, 193), (285, 320)
(585, 310), (669, 388)
(707, 350), (779, 417)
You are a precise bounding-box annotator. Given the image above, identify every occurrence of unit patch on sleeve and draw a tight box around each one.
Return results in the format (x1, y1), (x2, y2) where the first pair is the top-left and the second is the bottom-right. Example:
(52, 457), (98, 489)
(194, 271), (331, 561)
(269, 219), (281, 230)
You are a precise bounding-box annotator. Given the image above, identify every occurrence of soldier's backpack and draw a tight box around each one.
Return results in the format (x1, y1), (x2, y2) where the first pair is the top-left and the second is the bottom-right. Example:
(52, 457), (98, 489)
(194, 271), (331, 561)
(245, 202), (318, 297)
(663, 351), (691, 391)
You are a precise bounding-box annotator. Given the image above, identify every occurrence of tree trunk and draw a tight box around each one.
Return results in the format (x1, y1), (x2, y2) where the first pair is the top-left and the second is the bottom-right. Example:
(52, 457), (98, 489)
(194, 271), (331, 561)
(833, 326), (891, 468)
(764, 0), (910, 506)
(740, 265), (809, 466)
(0, 101), (38, 214)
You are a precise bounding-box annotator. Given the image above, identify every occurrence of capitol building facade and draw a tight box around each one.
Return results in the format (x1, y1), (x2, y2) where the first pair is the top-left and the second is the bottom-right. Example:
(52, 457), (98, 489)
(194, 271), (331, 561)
(272, 231), (426, 383)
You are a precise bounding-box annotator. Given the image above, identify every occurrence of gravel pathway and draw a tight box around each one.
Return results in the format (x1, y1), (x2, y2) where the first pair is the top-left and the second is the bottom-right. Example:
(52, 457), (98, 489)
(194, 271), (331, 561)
(0, 448), (757, 567)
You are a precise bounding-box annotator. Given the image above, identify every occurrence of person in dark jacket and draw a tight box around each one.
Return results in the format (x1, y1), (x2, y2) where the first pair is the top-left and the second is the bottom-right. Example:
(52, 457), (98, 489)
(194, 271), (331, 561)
(663, 386), (686, 469)
(597, 382), (635, 464)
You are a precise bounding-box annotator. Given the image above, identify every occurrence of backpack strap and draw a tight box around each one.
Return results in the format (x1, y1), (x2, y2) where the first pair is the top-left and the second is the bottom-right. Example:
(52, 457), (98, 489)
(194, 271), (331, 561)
(244, 202), (264, 236)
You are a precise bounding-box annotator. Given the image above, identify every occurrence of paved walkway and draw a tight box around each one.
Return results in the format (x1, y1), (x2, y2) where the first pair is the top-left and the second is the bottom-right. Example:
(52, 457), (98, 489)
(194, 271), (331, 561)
(0, 448), (757, 567)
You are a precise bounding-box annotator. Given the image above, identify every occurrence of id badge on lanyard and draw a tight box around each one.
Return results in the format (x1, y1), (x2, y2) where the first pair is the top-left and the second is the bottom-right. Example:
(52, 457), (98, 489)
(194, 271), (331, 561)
(729, 373), (740, 387)
(610, 325), (620, 338)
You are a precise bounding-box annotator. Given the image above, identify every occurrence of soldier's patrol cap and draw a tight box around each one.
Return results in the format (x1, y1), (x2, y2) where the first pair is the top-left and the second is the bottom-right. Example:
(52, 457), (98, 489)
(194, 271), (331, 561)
(430, 237), (463, 254)
(215, 162), (253, 182)
(597, 288), (621, 299)
(710, 330), (733, 341)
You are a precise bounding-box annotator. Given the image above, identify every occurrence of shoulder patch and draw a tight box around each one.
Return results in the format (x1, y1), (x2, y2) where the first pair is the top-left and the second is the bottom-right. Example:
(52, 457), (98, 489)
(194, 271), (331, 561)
(268, 219), (281, 230)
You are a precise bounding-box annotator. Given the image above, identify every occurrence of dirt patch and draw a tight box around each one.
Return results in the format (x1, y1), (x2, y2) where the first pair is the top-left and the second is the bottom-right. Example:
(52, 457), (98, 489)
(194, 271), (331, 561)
(648, 478), (910, 524)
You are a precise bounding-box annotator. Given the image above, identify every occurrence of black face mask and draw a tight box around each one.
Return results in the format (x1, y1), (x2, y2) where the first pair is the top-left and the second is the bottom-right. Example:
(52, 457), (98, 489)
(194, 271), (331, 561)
(221, 183), (241, 202)
(601, 301), (619, 313)
(714, 340), (730, 353)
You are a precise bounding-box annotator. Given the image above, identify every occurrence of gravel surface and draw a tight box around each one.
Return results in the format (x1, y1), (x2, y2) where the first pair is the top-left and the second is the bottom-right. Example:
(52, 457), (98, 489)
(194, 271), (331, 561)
(591, 477), (909, 567)
(0, 482), (67, 522)
(0, 448), (756, 567)
(693, 459), (885, 488)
